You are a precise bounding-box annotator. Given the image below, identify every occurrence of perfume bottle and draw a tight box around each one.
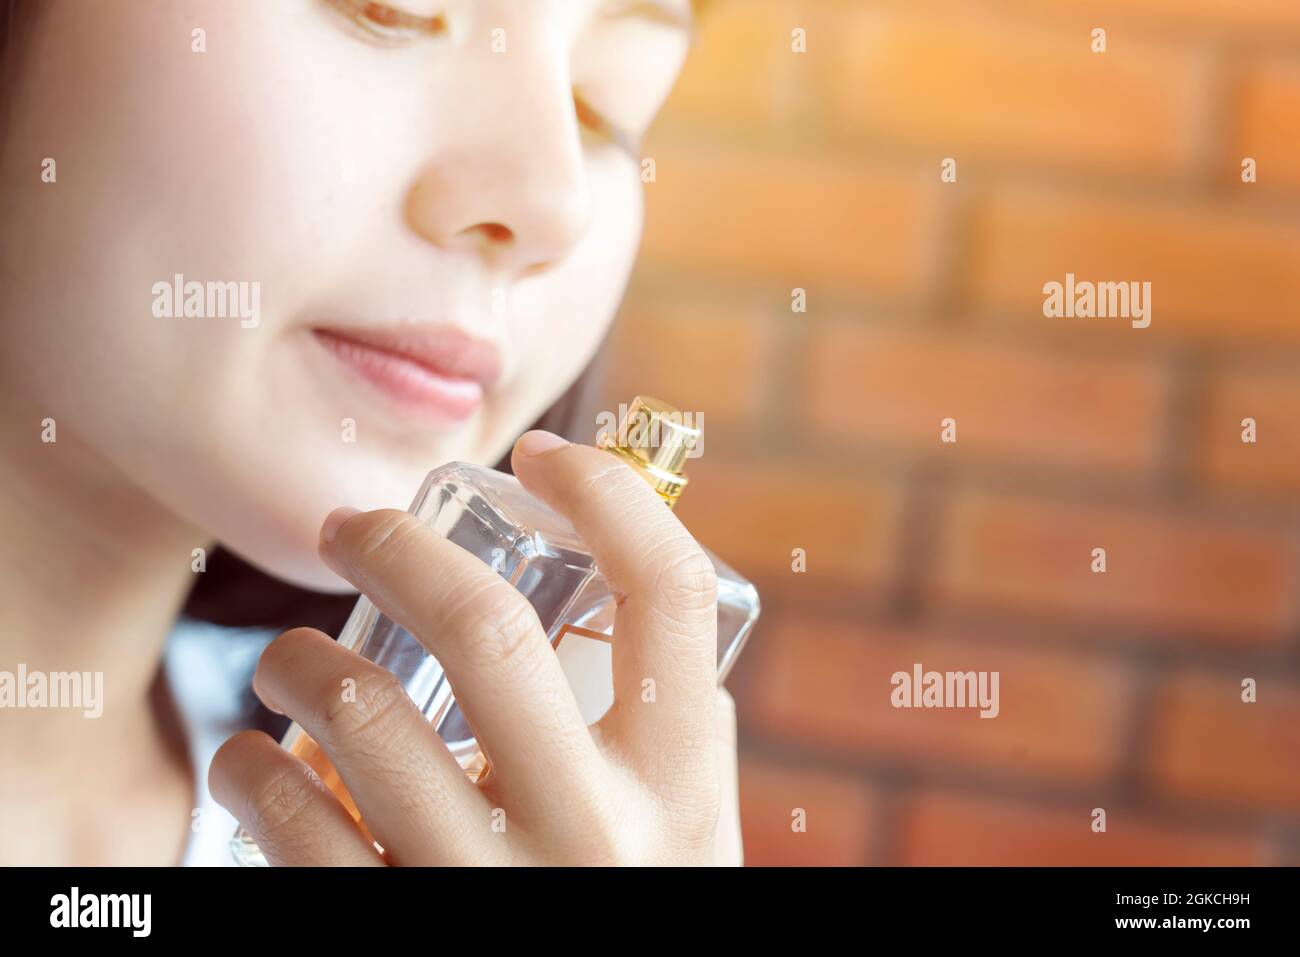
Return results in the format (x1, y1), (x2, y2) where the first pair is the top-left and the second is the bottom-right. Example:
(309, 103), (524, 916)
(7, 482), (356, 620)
(230, 396), (760, 865)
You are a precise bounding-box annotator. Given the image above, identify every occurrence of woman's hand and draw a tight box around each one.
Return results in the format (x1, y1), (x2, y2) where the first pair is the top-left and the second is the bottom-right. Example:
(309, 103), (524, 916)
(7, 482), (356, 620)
(210, 431), (742, 866)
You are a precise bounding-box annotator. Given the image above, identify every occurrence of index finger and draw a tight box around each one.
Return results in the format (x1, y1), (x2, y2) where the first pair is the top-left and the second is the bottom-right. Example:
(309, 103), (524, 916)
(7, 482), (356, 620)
(510, 431), (718, 761)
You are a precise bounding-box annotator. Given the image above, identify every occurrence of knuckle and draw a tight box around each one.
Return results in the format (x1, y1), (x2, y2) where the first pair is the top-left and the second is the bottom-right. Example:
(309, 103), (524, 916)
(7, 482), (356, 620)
(350, 510), (426, 571)
(316, 668), (412, 745)
(448, 580), (542, 671)
(650, 545), (718, 618)
(246, 763), (319, 841)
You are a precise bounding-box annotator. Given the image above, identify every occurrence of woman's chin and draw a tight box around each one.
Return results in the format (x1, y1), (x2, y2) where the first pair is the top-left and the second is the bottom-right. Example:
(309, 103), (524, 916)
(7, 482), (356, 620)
(294, 568), (360, 596)
(225, 543), (360, 597)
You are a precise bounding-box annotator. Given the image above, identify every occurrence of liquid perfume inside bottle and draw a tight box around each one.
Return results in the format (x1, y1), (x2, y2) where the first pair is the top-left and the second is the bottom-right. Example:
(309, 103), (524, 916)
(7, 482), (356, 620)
(231, 395), (760, 865)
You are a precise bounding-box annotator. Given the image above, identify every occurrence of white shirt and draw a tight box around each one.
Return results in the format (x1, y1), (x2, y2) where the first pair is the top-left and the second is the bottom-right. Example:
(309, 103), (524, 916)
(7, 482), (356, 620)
(163, 617), (276, 866)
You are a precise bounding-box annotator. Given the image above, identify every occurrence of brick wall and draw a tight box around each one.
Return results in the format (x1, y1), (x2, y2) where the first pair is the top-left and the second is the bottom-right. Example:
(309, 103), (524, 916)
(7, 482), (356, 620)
(599, 0), (1300, 865)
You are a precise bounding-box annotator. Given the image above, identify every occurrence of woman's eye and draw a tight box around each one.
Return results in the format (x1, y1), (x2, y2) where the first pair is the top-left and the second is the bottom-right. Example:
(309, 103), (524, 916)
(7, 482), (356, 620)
(574, 94), (640, 157)
(326, 0), (445, 43)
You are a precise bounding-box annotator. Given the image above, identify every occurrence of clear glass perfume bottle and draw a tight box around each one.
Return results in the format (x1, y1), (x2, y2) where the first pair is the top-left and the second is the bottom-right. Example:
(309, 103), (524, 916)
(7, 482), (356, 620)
(230, 396), (760, 866)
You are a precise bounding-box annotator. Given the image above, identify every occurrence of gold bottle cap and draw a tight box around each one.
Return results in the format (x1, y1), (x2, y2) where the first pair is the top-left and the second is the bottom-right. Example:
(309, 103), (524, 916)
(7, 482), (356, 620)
(599, 396), (700, 507)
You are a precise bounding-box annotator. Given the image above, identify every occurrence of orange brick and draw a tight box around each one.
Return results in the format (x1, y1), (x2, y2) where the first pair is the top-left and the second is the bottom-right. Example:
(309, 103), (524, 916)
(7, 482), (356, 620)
(638, 144), (933, 296)
(1233, 59), (1300, 191)
(744, 616), (1133, 783)
(1194, 369), (1300, 494)
(806, 321), (1166, 473)
(934, 489), (1298, 642)
(834, 9), (1198, 176)
(738, 754), (875, 866)
(899, 791), (1268, 866)
(967, 187), (1300, 346)
(1148, 670), (1300, 813)
(674, 459), (899, 590)
(606, 294), (775, 429)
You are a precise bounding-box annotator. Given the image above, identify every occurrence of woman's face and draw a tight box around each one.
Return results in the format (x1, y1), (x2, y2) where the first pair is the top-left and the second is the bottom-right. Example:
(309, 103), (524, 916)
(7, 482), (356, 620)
(0, 0), (690, 589)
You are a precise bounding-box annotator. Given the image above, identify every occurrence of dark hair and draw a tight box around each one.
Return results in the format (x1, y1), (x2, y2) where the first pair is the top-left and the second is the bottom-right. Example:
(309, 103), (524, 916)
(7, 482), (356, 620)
(0, 0), (17, 56)
(0, 0), (34, 67)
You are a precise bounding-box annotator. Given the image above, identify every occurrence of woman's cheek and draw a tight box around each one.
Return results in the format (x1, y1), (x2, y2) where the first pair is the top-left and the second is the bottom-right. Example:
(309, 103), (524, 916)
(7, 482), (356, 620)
(506, 147), (644, 404)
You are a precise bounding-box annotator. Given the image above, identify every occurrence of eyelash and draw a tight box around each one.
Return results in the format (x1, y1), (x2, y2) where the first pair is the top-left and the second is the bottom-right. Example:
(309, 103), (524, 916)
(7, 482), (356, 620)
(328, 0), (444, 43)
(328, 1), (641, 157)
(574, 95), (642, 157)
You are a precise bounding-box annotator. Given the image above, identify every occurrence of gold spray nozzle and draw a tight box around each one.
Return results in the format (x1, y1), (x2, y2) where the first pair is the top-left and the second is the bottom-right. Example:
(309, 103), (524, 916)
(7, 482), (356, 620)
(598, 396), (700, 508)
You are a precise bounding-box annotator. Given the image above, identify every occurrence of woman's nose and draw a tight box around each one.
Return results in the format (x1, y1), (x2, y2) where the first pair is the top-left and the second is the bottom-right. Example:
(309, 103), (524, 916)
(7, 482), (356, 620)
(402, 37), (593, 277)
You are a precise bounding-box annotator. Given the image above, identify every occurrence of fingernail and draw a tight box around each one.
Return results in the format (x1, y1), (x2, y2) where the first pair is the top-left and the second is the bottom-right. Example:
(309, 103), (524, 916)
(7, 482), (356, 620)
(321, 506), (361, 543)
(517, 430), (568, 457)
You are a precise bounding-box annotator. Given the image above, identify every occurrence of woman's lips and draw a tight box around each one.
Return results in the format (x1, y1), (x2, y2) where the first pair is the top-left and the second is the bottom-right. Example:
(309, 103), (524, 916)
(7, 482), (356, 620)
(311, 325), (502, 422)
